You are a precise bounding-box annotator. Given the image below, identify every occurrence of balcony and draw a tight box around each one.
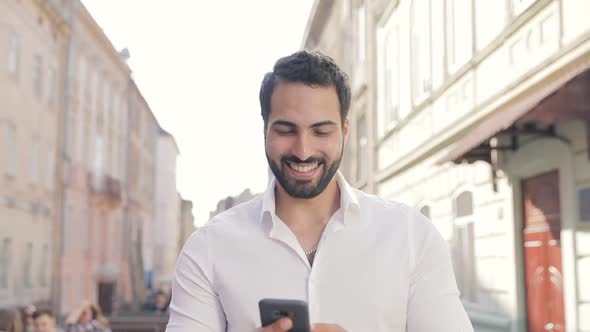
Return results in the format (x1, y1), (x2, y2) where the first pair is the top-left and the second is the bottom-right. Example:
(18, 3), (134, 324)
(88, 172), (122, 209)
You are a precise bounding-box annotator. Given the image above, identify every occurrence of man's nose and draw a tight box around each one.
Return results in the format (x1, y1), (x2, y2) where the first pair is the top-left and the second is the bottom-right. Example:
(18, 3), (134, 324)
(293, 134), (312, 161)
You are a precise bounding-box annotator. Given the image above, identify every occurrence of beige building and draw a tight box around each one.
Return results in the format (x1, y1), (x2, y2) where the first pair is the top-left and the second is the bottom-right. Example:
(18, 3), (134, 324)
(1, 0), (186, 315)
(0, 0), (69, 309)
(178, 197), (195, 250)
(54, 0), (132, 315)
(151, 128), (180, 291)
(209, 188), (258, 219)
(127, 79), (158, 308)
(304, 0), (590, 331)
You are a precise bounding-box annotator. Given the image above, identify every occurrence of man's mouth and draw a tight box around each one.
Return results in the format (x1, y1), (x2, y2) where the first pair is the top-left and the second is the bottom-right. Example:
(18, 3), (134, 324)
(285, 161), (322, 174)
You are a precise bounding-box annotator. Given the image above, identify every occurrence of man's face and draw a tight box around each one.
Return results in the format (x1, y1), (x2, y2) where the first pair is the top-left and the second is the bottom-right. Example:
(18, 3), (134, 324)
(78, 307), (92, 324)
(265, 81), (349, 199)
(155, 294), (168, 309)
(33, 315), (56, 332)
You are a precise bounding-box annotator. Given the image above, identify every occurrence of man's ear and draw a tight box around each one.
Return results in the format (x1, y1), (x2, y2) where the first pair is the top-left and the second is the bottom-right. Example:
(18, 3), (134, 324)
(343, 117), (350, 141)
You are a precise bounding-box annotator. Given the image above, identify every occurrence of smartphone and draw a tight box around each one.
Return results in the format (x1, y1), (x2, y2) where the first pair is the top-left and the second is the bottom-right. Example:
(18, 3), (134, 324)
(259, 298), (311, 332)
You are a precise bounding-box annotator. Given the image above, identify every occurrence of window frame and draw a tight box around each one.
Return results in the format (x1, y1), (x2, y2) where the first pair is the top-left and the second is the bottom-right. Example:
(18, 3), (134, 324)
(2, 123), (17, 178)
(23, 242), (33, 288)
(452, 190), (478, 304)
(30, 138), (41, 186)
(8, 31), (20, 77)
(355, 1), (367, 64)
(0, 239), (11, 289)
(445, 0), (475, 74)
(47, 66), (57, 106)
(410, 0), (433, 103)
(32, 54), (43, 99)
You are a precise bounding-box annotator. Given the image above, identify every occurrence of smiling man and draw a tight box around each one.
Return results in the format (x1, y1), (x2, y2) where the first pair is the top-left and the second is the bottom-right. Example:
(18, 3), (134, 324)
(166, 51), (473, 332)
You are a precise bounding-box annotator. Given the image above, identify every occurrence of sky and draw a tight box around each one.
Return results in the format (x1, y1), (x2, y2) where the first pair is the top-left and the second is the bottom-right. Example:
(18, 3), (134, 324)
(80, 0), (316, 226)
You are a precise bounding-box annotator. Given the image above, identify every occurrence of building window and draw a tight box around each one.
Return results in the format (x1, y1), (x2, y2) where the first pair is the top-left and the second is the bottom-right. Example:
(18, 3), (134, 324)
(446, 0), (474, 73)
(103, 82), (111, 114)
(94, 136), (104, 174)
(30, 139), (40, 185)
(420, 205), (431, 219)
(356, 114), (368, 183)
(455, 191), (474, 217)
(0, 239), (11, 288)
(579, 187), (590, 222)
(355, 1), (366, 64)
(411, 0), (433, 101)
(381, 25), (400, 131)
(32, 54), (43, 98)
(39, 244), (49, 287)
(2, 124), (17, 177)
(24, 243), (33, 288)
(8, 31), (20, 76)
(47, 67), (56, 105)
(452, 191), (477, 303)
(45, 148), (55, 191)
(78, 56), (87, 100)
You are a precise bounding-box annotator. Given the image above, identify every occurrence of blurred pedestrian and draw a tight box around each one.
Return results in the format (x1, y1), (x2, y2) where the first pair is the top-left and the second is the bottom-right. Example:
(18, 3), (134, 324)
(64, 303), (110, 332)
(22, 306), (36, 332)
(153, 290), (170, 314)
(32, 309), (62, 332)
(0, 308), (23, 332)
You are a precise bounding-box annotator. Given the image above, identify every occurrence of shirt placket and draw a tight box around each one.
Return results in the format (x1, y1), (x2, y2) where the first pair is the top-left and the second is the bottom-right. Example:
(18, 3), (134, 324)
(307, 212), (345, 323)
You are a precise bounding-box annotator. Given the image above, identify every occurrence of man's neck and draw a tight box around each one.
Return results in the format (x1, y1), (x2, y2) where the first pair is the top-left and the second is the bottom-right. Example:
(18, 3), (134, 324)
(275, 178), (341, 229)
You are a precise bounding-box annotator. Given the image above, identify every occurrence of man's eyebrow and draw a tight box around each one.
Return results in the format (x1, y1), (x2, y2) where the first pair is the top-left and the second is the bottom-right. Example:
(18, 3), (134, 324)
(270, 120), (296, 128)
(310, 121), (338, 128)
(270, 120), (338, 128)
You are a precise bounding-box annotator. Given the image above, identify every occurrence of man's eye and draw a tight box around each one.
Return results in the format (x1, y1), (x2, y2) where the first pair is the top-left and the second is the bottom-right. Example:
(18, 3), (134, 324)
(276, 129), (294, 135)
(315, 131), (331, 136)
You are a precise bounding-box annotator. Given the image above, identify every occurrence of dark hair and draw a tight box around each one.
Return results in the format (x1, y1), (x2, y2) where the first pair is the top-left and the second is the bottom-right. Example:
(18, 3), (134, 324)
(31, 309), (54, 320)
(259, 50), (351, 130)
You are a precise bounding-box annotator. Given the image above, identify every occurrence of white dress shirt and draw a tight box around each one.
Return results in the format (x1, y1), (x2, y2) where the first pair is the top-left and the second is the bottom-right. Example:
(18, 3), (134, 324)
(166, 172), (473, 332)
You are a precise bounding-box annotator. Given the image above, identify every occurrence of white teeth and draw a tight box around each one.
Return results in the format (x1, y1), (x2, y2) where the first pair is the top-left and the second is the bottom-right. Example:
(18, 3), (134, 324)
(288, 162), (319, 173)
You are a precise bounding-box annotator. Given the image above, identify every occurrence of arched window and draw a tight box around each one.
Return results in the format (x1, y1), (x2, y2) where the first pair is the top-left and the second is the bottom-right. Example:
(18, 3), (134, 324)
(452, 191), (477, 303)
(455, 191), (474, 217)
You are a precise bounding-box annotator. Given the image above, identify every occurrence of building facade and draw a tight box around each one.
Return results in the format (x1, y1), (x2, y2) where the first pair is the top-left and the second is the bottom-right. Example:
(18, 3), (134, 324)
(303, 0), (590, 331)
(178, 197), (195, 251)
(1, 0), (185, 316)
(151, 128), (179, 291)
(54, 0), (133, 315)
(209, 188), (258, 219)
(127, 79), (158, 308)
(0, 0), (70, 309)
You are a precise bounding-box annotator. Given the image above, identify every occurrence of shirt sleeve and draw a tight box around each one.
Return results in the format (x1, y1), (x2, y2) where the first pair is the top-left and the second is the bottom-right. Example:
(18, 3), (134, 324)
(406, 211), (474, 332)
(166, 227), (227, 332)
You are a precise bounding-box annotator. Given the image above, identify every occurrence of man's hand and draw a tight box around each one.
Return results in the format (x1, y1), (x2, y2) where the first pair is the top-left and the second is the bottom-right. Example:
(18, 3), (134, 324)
(260, 318), (293, 331)
(311, 324), (346, 332)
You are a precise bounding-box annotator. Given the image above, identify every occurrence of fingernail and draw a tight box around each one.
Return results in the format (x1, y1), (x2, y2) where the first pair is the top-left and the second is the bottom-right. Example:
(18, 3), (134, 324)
(280, 318), (292, 330)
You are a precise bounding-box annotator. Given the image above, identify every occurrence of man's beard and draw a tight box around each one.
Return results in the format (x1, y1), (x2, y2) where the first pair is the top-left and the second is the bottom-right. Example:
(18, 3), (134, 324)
(266, 148), (343, 199)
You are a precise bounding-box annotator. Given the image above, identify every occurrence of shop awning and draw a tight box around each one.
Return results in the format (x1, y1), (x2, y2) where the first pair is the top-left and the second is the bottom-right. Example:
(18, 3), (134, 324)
(437, 68), (590, 164)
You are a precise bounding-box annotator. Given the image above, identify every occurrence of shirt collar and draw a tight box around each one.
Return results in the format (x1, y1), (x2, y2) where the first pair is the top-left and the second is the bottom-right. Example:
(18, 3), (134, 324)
(259, 171), (361, 225)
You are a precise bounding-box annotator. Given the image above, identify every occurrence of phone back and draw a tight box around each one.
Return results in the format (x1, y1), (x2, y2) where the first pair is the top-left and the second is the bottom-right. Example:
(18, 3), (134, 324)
(259, 299), (310, 332)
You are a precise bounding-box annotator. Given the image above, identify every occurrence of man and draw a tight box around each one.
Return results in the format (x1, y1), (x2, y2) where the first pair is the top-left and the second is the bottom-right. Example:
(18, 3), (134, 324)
(153, 290), (171, 314)
(64, 303), (110, 332)
(32, 309), (62, 332)
(166, 51), (473, 331)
